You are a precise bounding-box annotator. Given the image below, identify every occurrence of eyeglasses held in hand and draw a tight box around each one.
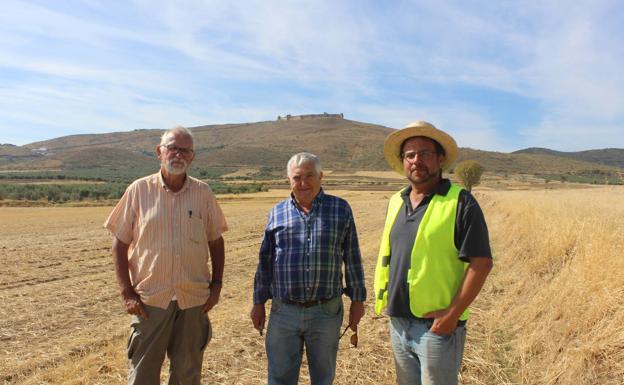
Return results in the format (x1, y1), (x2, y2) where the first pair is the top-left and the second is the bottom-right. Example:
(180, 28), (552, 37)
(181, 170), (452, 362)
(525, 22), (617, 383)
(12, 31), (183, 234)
(339, 324), (358, 348)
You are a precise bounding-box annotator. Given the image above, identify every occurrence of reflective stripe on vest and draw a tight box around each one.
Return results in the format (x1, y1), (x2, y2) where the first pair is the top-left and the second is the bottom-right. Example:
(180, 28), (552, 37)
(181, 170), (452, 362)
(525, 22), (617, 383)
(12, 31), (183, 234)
(374, 184), (469, 320)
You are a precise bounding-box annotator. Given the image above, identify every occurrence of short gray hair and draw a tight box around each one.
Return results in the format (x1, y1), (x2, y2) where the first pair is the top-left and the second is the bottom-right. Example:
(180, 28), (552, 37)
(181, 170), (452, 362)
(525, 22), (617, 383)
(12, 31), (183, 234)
(160, 125), (195, 147)
(287, 152), (322, 176)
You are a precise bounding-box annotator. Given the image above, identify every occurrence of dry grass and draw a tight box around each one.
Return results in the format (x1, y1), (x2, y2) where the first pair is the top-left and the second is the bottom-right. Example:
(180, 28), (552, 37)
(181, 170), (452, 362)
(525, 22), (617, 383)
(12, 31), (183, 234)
(1, 186), (622, 384)
(462, 186), (624, 384)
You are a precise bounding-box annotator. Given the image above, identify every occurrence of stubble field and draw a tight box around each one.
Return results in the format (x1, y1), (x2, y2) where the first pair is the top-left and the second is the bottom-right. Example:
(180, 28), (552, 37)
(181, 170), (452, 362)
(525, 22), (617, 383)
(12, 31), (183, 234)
(1, 186), (623, 384)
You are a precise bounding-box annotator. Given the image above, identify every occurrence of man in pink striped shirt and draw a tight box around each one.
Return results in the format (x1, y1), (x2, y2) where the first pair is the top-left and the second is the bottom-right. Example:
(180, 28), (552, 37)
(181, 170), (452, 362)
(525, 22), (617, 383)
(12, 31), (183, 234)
(104, 125), (228, 385)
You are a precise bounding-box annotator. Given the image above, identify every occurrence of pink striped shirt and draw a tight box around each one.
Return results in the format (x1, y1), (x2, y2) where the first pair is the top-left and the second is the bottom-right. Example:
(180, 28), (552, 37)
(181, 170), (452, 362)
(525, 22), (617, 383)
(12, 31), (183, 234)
(104, 172), (228, 310)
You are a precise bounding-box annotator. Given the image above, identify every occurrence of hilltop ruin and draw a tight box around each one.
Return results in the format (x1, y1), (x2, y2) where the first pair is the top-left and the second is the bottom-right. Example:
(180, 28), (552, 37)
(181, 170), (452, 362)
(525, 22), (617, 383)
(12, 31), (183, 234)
(277, 112), (344, 121)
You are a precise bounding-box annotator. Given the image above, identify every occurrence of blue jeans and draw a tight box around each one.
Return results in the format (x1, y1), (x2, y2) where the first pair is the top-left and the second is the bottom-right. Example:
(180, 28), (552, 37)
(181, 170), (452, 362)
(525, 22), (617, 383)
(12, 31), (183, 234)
(266, 297), (343, 385)
(390, 317), (466, 385)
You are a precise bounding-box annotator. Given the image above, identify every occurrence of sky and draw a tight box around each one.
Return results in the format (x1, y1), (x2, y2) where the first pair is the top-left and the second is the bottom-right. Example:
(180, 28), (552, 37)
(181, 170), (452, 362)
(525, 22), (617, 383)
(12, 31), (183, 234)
(1, 0), (623, 152)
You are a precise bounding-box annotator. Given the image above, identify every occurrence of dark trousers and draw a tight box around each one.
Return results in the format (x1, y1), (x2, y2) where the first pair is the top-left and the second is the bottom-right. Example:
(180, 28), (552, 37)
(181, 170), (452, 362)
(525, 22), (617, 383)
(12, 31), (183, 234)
(127, 301), (211, 385)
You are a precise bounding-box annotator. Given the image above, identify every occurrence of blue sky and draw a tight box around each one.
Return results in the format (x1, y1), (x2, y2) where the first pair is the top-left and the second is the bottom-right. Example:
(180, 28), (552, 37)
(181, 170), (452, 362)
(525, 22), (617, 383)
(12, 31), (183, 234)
(1, 0), (623, 151)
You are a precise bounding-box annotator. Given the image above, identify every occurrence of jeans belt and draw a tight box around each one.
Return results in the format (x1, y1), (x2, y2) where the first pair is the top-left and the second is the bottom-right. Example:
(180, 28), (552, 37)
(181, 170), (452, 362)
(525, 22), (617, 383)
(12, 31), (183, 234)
(414, 316), (467, 327)
(280, 297), (334, 308)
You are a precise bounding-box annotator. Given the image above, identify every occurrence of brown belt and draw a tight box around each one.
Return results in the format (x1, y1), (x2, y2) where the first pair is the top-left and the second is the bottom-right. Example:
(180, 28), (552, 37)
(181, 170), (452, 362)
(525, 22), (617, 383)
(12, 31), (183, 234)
(280, 297), (334, 308)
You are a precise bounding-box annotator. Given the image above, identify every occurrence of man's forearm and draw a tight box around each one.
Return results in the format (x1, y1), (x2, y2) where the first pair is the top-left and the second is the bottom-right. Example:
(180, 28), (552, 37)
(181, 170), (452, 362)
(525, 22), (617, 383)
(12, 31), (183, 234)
(208, 236), (225, 282)
(448, 257), (493, 318)
(112, 237), (133, 294)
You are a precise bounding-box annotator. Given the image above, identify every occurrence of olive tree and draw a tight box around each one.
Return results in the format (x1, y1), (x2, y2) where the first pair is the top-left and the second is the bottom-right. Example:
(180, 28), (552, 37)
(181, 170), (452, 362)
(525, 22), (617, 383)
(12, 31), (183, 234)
(454, 160), (484, 191)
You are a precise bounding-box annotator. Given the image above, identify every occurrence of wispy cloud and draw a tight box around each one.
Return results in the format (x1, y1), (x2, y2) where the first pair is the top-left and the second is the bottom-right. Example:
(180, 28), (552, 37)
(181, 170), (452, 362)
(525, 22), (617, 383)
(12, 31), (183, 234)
(0, 0), (622, 151)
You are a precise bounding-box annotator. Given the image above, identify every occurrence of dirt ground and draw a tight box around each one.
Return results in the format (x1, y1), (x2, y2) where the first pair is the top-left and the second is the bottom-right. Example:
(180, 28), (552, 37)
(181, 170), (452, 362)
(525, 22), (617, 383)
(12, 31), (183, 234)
(4, 185), (621, 384)
(0, 189), (398, 384)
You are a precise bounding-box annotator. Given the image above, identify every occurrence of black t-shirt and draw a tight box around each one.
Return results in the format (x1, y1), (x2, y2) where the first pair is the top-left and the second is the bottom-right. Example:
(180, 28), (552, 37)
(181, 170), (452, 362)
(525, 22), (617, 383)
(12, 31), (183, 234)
(386, 179), (492, 318)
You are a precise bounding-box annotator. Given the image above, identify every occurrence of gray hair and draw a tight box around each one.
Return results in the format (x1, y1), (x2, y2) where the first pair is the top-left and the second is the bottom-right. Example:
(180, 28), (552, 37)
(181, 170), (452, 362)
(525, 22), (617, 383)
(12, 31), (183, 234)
(287, 152), (322, 176)
(160, 125), (195, 146)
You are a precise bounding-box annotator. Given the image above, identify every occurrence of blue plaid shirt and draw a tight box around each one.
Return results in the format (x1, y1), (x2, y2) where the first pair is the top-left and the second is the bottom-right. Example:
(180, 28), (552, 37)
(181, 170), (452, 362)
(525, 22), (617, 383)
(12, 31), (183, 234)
(253, 190), (366, 304)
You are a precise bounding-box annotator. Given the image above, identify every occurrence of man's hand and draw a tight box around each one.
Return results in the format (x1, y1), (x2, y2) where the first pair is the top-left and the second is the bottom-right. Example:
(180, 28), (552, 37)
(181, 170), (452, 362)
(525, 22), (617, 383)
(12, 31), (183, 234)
(113, 238), (147, 318)
(250, 304), (266, 335)
(423, 308), (460, 336)
(424, 256), (493, 336)
(203, 284), (221, 313)
(348, 301), (365, 331)
(121, 287), (148, 320)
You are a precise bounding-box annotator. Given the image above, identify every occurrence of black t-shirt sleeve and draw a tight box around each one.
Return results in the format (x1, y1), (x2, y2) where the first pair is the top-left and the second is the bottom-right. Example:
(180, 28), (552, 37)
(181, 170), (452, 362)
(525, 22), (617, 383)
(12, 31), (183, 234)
(455, 190), (492, 262)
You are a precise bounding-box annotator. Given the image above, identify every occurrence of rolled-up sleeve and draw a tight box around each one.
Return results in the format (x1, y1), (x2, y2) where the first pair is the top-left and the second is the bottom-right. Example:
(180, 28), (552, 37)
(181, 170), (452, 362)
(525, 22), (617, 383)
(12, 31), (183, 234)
(253, 211), (274, 304)
(342, 208), (367, 302)
(204, 189), (228, 242)
(103, 184), (136, 244)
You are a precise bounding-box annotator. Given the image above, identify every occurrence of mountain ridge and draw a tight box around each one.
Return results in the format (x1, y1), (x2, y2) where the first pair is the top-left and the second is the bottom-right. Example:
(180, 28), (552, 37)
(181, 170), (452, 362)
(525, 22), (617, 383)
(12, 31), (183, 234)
(513, 147), (624, 168)
(1, 118), (622, 183)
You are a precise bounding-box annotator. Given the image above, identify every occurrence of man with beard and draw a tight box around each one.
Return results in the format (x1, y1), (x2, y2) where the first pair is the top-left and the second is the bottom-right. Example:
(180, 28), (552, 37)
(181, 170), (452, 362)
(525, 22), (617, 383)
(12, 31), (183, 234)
(374, 121), (492, 385)
(104, 125), (227, 385)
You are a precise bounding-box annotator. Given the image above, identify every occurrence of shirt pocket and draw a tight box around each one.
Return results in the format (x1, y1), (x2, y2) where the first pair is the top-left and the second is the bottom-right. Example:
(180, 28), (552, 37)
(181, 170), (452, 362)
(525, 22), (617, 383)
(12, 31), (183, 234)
(189, 216), (207, 244)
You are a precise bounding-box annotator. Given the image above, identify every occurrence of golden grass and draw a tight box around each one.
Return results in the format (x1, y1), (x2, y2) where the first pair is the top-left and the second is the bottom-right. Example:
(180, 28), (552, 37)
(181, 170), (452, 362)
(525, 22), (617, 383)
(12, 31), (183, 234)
(1, 186), (622, 384)
(463, 186), (624, 384)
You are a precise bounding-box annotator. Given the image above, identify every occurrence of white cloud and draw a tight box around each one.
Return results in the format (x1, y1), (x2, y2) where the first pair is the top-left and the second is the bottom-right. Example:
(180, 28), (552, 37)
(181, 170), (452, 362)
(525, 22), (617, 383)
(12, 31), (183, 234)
(351, 103), (511, 151)
(0, 0), (622, 150)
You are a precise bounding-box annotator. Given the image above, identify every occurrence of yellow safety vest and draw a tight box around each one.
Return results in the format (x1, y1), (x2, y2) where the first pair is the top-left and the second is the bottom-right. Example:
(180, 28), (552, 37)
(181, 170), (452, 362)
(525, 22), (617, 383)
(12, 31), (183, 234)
(373, 184), (469, 320)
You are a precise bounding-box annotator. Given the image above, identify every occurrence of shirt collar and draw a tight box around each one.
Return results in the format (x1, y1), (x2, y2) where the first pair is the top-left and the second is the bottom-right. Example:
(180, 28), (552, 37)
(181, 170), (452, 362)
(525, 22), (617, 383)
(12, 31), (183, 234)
(400, 178), (451, 199)
(158, 171), (190, 193)
(290, 188), (325, 212)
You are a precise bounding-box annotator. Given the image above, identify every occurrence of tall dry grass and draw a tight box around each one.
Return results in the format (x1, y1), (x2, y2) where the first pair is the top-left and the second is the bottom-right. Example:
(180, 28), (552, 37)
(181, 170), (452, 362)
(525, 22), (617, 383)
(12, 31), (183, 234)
(462, 186), (624, 384)
(2, 186), (623, 384)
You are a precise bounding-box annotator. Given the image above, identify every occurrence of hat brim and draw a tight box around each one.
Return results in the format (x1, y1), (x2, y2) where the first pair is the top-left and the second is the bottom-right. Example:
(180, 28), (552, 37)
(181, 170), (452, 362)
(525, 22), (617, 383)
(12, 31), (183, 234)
(383, 121), (459, 175)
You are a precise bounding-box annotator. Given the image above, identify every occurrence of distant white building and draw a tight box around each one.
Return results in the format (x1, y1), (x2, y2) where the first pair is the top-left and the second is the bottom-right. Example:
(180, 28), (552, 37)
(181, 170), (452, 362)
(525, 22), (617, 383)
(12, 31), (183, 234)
(31, 147), (48, 155)
(277, 112), (344, 121)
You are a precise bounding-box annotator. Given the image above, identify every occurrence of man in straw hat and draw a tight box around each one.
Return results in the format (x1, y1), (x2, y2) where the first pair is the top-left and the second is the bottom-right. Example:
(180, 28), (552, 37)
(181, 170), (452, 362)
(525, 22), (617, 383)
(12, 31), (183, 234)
(374, 121), (493, 385)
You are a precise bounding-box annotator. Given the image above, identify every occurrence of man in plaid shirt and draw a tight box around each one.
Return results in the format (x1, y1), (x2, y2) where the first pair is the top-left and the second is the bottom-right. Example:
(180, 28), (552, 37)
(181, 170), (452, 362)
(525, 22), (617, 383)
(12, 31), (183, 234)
(251, 152), (367, 385)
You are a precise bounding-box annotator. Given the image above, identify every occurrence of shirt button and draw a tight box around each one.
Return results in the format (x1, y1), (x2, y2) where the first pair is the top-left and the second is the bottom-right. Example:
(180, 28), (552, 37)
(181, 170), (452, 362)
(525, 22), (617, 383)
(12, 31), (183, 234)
(306, 287), (311, 291)
(306, 268), (310, 272)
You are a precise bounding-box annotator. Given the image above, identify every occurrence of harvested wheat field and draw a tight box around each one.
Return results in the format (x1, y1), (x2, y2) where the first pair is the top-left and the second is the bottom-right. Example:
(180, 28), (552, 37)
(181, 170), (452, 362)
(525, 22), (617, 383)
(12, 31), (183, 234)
(1, 186), (623, 384)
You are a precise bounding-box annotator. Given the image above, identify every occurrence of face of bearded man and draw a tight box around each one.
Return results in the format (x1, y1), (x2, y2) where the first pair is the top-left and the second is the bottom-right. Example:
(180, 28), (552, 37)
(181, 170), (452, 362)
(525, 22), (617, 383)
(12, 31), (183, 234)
(401, 136), (444, 186)
(157, 132), (195, 179)
(163, 158), (189, 175)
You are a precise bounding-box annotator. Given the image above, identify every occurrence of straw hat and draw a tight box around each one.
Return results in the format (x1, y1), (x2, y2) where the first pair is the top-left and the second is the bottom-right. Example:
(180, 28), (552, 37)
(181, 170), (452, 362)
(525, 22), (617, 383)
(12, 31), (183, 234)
(383, 121), (459, 174)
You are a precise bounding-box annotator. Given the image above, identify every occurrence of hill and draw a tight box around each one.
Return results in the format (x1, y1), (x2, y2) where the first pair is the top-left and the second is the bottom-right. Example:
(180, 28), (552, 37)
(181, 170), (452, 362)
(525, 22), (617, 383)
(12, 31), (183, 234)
(1, 118), (393, 173)
(514, 147), (624, 168)
(0, 117), (622, 184)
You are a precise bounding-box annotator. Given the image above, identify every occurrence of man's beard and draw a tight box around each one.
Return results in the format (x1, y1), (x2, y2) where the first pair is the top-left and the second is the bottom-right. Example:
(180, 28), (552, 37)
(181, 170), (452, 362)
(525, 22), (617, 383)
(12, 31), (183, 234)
(163, 159), (188, 175)
(406, 164), (438, 185)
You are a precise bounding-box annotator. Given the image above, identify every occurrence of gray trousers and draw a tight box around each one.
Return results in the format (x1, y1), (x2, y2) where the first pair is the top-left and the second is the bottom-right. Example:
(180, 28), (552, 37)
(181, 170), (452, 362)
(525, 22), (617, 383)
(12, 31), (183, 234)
(127, 301), (212, 385)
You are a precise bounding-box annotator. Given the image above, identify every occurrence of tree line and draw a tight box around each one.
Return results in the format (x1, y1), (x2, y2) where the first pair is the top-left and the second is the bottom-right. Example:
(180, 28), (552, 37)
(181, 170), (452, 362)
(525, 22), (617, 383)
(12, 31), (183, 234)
(0, 182), (268, 203)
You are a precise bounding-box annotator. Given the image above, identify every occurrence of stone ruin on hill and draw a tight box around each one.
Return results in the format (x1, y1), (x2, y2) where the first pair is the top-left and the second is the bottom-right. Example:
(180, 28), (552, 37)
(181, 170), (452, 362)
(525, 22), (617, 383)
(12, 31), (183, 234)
(277, 112), (344, 121)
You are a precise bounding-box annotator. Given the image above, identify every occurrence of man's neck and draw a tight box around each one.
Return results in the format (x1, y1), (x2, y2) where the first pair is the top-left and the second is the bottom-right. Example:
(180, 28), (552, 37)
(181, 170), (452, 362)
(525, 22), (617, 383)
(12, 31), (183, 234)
(409, 177), (441, 201)
(294, 197), (313, 214)
(292, 191), (321, 214)
(161, 170), (187, 192)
